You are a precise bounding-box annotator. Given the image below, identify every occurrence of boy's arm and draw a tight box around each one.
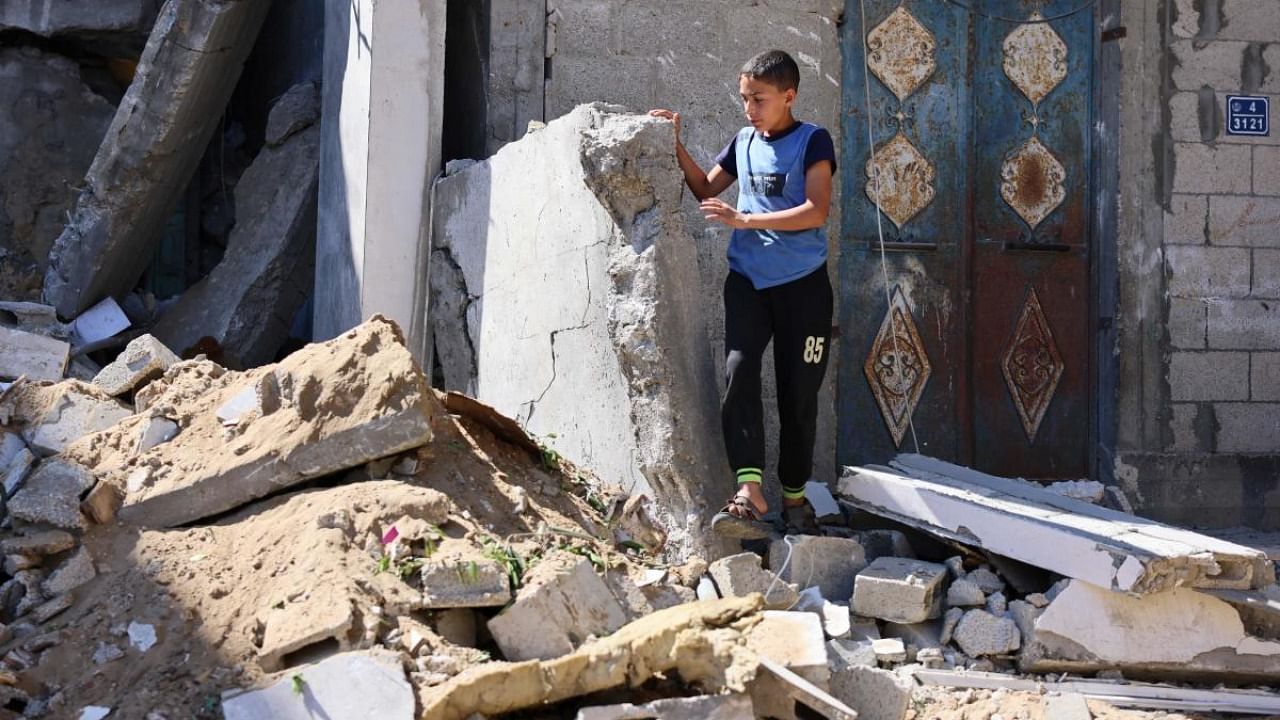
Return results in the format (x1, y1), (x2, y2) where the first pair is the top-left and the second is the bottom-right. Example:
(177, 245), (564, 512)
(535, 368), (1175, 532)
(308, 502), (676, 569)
(700, 159), (833, 231)
(650, 109), (735, 200)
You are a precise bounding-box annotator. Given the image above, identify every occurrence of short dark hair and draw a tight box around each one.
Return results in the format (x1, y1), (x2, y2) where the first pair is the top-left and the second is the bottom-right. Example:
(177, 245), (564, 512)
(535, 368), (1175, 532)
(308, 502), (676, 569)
(740, 50), (800, 92)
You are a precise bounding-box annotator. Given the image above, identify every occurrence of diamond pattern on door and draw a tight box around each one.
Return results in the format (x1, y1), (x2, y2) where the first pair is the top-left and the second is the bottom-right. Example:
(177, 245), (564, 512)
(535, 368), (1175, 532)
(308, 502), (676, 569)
(864, 286), (932, 448)
(1001, 288), (1064, 441)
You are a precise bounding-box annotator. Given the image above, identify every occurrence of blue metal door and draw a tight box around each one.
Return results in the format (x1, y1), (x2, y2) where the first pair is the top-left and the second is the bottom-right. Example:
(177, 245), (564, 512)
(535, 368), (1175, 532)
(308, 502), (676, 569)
(838, 0), (1097, 478)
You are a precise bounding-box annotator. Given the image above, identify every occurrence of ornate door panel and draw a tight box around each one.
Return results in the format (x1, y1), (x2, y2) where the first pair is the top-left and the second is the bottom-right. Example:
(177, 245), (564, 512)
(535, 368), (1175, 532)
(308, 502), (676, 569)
(839, 0), (1097, 478)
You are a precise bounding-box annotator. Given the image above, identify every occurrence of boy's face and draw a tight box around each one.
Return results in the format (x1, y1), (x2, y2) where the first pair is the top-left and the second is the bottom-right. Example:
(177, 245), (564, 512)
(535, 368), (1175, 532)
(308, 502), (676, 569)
(739, 75), (796, 134)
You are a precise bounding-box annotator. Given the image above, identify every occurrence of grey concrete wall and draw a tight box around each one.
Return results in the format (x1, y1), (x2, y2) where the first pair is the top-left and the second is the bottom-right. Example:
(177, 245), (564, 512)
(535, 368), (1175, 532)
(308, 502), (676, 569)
(431, 105), (727, 557)
(537, 0), (844, 506)
(1115, 0), (1280, 529)
(315, 0), (445, 357)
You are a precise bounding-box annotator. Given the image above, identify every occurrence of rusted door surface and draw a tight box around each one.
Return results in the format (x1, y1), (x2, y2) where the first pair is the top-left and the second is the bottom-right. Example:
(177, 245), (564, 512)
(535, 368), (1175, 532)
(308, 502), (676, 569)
(838, 0), (1096, 478)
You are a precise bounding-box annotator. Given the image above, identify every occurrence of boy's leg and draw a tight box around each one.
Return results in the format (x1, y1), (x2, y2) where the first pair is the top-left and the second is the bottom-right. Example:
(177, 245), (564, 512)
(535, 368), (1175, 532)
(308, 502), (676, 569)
(771, 265), (834, 504)
(722, 270), (773, 513)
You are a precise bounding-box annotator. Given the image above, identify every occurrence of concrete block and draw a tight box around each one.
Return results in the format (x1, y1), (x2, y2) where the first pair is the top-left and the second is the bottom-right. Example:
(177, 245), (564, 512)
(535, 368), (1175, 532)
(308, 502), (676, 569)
(1169, 298), (1207, 349)
(110, 318), (435, 528)
(871, 637), (907, 664)
(1170, 40), (1249, 91)
(1021, 579), (1280, 679)
(1165, 194), (1208, 243)
(41, 546), (95, 597)
(2, 449), (35, 499)
(1171, 0), (1200, 37)
(1166, 245), (1251, 298)
(1255, 146), (1280, 196)
(1265, 46), (1280, 95)
(91, 334), (179, 397)
(7, 459), (94, 530)
(576, 694), (752, 720)
(488, 555), (628, 661)
(70, 298), (131, 347)
(1219, 0), (1280, 41)
(952, 609), (1021, 657)
(768, 536), (867, 602)
(1214, 403), (1280, 452)
(708, 552), (799, 610)
(21, 381), (132, 457)
(222, 650), (413, 720)
(1042, 692), (1092, 720)
(1169, 351), (1249, 401)
(420, 552), (512, 609)
(1253, 250), (1280, 297)
(852, 557), (947, 623)
(946, 578), (985, 607)
(828, 638), (877, 668)
(1209, 299), (1280, 349)
(744, 610), (830, 687)
(1169, 91), (1203, 143)
(1251, 353), (1280, 400)
(828, 663), (913, 720)
(1210, 196), (1280, 247)
(0, 327), (68, 382)
(258, 586), (355, 671)
(1172, 143), (1252, 195)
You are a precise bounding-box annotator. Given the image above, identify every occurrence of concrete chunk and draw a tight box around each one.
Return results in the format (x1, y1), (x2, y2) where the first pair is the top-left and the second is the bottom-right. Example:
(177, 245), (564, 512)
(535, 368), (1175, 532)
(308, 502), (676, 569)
(0, 432), (25, 472)
(946, 578), (985, 607)
(871, 637), (907, 664)
(0, 327), (68, 382)
(952, 609), (1021, 657)
(1043, 692), (1092, 720)
(2, 448), (35, 499)
(966, 567), (1006, 594)
(1, 530), (76, 557)
(91, 334), (179, 396)
(744, 610), (830, 688)
(421, 555), (511, 609)
(222, 650), (413, 720)
(107, 318), (434, 527)
(80, 481), (123, 524)
(70, 297), (131, 347)
(768, 535), (867, 602)
(22, 381), (132, 456)
(576, 694), (752, 720)
(828, 662), (913, 720)
(41, 547), (95, 597)
(852, 557), (947, 623)
(488, 554), (627, 661)
(8, 459), (94, 529)
(828, 638), (877, 668)
(258, 588), (355, 672)
(709, 551), (799, 610)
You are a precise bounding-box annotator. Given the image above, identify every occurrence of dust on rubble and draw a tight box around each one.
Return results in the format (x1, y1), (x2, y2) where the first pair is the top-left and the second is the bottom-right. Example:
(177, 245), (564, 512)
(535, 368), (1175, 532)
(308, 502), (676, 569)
(908, 686), (1238, 720)
(30, 393), (649, 719)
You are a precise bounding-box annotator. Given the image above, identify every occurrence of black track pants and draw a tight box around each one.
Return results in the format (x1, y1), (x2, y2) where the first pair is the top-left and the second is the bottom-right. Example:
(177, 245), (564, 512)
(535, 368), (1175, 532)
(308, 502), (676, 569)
(722, 265), (833, 498)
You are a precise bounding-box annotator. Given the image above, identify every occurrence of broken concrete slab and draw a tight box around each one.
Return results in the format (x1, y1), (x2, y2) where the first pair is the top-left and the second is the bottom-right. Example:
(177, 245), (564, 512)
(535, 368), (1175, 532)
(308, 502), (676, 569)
(41, 547), (95, 597)
(1043, 692), (1092, 720)
(1021, 579), (1280, 681)
(420, 543), (512, 609)
(91, 334), (179, 397)
(21, 381), (132, 457)
(266, 81), (321, 148)
(0, 1), (160, 51)
(852, 528), (915, 563)
(1, 530), (76, 557)
(488, 554), (628, 661)
(2, 448), (34, 499)
(0, 327), (68, 382)
(430, 105), (724, 554)
(753, 658), (859, 720)
(43, 0), (273, 317)
(852, 557), (947, 623)
(222, 649), (413, 720)
(7, 459), (94, 529)
(828, 638), (877, 668)
(133, 416), (179, 455)
(709, 551), (799, 610)
(258, 588), (355, 672)
(828, 661), (913, 720)
(575, 694), (752, 720)
(70, 298), (130, 347)
(840, 455), (1274, 594)
(153, 86), (320, 367)
(743, 610), (830, 688)
(79, 318), (435, 528)
(952, 608), (1020, 657)
(883, 619), (943, 654)
(871, 637), (907, 664)
(768, 535), (867, 603)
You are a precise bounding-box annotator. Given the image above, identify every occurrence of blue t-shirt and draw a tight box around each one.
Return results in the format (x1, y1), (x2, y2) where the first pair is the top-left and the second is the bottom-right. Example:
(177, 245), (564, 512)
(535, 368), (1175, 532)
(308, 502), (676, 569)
(714, 122), (836, 289)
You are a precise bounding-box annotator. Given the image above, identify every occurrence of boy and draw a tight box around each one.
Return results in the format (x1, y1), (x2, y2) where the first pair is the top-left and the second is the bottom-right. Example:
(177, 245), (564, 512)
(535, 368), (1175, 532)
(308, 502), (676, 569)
(650, 49), (836, 538)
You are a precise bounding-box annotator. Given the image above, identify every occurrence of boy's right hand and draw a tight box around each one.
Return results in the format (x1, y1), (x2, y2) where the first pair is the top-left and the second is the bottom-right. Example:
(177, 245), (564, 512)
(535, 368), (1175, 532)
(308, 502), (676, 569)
(648, 109), (681, 142)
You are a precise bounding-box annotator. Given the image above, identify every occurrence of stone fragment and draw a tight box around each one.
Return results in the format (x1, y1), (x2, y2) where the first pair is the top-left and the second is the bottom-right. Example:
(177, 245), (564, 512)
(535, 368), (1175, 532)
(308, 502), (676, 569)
(32, 594), (72, 624)
(1, 530), (76, 556)
(41, 547), (95, 597)
(134, 416), (179, 454)
(805, 480), (841, 519)
(115, 318), (436, 527)
(820, 601), (852, 639)
(696, 575), (718, 601)
(947, 578), (986, 607)
(917, 647), (945, 668)
(768, 535), (867, 602)
(986, 591), (1008, 614)
(258, 587), (355, 671)
(22, 382), (132, 457)
(421, 556), (511, 609)
(92, 642), (124, 664)
(709, 551), (799, 610)
(944, 556), (965, 578)
(940, 607), (964, 645)
(827, 638), (877, 668)
(91, 334), (179, 396)
(828, 662), (913, 720)
(1026, 592), (1050, 608)
(4, 555), (38, 575)
(222, 650), (414, 720)
(153, 88), (320, 367)
(2, 448), (35, 498)
(848, 619), (881, 641)
(80, 481), (123, 524)
(576, 694), (753, 720)
(743, 611), (830, 687)
(8, 459), (94, 529)
(71, 298), (131, 346)
(1046, 480), (1106, 504)
(44, 0), (273, 318)
(871, 637), (907, 664)
(883, 619), (943, 653)
(0, 2), (159, 46)
(0, 327), (68, 382)
(852, 557), (947, 623)
(966, 567), (1005, 594)
(488, 555), (627, 661)
(80, 706), (112, 720)
(952, 609), (1021, 657)
(127, 621), (156, 652)
(0, 432), (25, 472)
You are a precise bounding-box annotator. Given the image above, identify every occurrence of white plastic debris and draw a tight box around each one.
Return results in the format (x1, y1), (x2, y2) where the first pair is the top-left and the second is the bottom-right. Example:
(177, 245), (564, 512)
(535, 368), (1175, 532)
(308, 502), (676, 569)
(72, 297), (130, 346)
(128, 621), (157, 652)
(80, 707), (112, 720)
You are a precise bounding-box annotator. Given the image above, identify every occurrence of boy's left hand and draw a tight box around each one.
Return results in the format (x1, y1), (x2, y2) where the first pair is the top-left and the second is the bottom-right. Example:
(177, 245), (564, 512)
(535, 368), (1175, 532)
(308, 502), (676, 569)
(700, 198), (746, 229)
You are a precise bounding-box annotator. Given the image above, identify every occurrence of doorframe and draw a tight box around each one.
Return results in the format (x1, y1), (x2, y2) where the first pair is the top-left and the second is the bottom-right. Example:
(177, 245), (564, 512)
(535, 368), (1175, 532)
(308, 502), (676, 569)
(1092, 0), (1122, 483)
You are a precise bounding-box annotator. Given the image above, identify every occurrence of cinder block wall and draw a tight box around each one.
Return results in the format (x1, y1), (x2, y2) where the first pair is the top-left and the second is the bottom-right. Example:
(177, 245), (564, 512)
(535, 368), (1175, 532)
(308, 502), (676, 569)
(1116, 0), (1280, 529)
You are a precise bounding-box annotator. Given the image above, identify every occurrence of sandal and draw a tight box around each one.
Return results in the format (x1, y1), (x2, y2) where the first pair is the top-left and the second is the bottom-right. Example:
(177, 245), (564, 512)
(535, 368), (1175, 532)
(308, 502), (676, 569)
(782, 501), (820, 536)
(711, 494), (775, 540)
